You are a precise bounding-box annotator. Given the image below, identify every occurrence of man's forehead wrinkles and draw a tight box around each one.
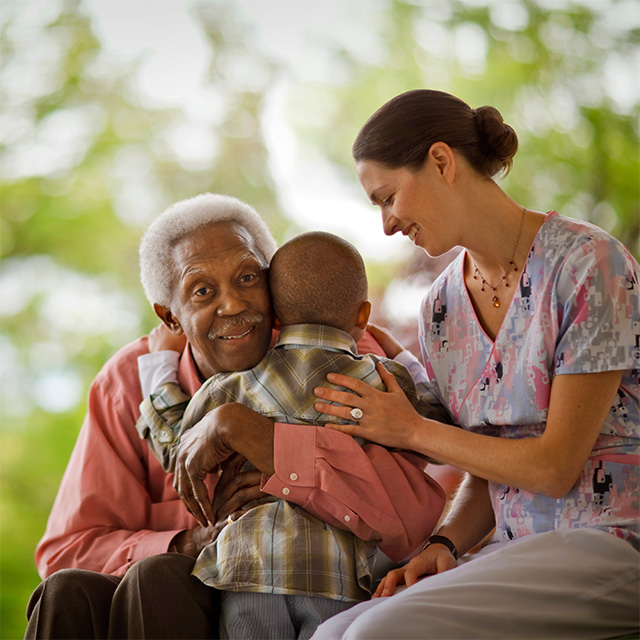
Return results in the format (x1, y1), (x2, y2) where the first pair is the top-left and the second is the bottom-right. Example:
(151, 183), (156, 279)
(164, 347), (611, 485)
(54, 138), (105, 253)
(179, 249), (262, 283)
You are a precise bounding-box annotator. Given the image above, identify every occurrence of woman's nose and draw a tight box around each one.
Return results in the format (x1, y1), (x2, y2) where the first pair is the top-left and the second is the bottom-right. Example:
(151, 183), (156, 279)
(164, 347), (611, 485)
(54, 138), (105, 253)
(381, 210), (400, 236)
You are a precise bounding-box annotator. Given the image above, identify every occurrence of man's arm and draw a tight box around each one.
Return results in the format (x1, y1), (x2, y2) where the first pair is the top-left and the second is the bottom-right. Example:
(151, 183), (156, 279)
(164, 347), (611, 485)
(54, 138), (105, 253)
(36, 349), (198, 578)
(174, 403), (446, 562)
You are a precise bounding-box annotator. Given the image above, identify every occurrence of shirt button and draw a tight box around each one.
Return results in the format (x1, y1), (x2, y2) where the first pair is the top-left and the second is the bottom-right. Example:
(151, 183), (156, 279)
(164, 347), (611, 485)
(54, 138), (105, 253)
(282, 487), (291, 496)
(344, 515), (351, 522)
(289, 473), (298, 481)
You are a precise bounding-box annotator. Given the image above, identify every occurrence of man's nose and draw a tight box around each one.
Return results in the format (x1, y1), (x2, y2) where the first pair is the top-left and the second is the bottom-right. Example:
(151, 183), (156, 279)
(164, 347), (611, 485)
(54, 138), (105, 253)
(216, 287), (248, 316)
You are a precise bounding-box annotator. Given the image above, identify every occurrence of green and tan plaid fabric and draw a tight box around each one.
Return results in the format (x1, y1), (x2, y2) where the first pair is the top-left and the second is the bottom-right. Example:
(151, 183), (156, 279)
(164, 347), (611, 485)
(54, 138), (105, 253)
(136, 324), (436, 601)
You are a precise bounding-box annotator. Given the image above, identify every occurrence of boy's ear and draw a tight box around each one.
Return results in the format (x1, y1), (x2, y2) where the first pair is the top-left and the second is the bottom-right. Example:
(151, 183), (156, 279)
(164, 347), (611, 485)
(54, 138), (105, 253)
(355, 300), (372, 330)
(153, 303), (184, 335)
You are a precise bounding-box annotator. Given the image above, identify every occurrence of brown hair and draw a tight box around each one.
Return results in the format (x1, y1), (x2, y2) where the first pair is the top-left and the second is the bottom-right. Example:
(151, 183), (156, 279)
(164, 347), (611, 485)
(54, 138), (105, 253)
(353, 89), (518, 177)
(269, 231), (368, 331)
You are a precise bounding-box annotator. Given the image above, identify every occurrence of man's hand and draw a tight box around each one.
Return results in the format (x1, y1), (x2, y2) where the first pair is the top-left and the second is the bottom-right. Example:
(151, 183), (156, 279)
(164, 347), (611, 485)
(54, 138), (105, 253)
(173, 403), (276, 526)
(148, 324), (187, 353)
(170, 523), (227, 558)
(173, 410), (236, 526)
(171, 454), (267, 556)
(213, 453), (266, 521)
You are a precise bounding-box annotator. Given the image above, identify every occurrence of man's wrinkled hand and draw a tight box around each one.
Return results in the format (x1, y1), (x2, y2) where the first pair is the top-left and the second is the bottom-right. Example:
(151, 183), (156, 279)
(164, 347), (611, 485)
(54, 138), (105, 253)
(173, 409), (236, 526)
(213, 453), (266, 521)
(170, 522), (227, 558)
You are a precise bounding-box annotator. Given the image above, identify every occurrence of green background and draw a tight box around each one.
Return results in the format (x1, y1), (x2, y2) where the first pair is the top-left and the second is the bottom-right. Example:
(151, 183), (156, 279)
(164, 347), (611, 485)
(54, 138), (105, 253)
(1, 1), (638, 637)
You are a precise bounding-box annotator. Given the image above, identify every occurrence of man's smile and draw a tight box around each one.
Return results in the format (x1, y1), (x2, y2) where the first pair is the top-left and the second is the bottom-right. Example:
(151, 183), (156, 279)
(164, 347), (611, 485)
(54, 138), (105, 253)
(219, 326), (254, 340)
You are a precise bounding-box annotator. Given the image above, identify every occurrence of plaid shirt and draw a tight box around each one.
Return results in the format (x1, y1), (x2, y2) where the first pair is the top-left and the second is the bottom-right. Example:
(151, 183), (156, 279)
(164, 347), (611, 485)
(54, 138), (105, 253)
(137, 324), (442, 601)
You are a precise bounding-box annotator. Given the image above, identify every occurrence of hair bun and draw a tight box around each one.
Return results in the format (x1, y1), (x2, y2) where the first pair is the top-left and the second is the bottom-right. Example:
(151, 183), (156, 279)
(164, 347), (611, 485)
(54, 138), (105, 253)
(475, 106), (518, 175)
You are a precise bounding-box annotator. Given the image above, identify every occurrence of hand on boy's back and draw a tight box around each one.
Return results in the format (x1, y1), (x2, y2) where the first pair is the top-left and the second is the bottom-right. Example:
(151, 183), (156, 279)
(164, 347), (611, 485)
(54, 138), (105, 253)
(213, 453), (266, 522)
(148, 324), (187, 353)
(171, 454), (265, 557)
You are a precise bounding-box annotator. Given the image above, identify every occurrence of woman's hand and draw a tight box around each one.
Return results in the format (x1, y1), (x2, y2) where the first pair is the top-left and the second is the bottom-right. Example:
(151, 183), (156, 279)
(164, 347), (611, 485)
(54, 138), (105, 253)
(314, 361), (422, 451)
(148, 324), (187, 353)
(366, 323), (406, 358)
(374, 544), (457, 598)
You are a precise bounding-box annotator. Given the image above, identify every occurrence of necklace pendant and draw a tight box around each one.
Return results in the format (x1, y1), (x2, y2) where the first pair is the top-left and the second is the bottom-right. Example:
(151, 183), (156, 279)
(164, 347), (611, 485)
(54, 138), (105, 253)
(492, 296), (500, 308)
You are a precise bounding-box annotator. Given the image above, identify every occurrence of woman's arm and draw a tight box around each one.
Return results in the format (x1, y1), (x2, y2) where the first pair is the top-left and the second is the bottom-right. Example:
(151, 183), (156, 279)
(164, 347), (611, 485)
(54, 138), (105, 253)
(374, 473), (495, 596)
(315, 367), (624, 498)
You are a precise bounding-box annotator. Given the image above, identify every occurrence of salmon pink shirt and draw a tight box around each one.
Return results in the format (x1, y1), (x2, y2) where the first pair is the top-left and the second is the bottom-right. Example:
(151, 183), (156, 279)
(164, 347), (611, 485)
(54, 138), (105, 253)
(36, 331), (443, 578)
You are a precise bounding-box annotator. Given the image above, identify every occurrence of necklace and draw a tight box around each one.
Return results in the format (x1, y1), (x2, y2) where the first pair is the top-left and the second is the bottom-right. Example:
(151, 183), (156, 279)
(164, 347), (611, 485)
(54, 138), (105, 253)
(472, 206), (526, 309)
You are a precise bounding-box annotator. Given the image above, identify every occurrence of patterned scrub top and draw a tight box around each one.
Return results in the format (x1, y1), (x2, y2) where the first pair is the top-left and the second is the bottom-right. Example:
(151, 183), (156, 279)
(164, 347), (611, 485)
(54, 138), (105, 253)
(420, 212), (640, 548)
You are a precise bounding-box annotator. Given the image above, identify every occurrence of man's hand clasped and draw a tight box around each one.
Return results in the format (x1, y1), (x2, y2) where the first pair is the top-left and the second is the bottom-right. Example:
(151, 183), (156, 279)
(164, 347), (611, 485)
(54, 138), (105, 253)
(173, 412), (265, 527)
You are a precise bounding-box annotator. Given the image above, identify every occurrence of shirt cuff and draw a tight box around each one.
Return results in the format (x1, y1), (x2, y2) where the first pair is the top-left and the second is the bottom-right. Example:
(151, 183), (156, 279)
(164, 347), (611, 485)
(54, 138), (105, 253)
(261, 422), (316, 501)
(116, 529), (184, 577)
(138, 351), (180, 397)
(395, 350), (428, 385)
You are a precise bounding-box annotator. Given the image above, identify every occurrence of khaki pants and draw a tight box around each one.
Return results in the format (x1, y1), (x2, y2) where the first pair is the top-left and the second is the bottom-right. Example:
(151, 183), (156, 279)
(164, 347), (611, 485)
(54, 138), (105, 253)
(312, 529), (640, 640)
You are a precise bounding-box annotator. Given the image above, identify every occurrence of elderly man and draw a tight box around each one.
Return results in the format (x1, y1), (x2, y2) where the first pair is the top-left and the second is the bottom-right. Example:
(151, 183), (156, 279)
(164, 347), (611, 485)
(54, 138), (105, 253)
(25, 193), (442, 639)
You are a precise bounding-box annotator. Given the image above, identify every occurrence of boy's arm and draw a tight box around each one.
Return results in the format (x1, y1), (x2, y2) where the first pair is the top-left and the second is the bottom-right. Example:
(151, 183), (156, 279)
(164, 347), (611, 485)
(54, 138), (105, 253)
(136, 351), (190, 472)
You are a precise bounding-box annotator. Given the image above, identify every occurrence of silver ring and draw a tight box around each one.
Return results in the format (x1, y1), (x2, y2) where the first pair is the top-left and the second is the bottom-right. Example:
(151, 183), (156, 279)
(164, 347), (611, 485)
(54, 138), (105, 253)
(349, 407), (363, 421)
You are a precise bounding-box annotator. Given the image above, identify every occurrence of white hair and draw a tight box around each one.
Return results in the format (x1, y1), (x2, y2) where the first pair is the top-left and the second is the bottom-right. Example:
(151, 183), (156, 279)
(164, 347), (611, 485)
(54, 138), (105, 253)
(139, 193), (278, 307)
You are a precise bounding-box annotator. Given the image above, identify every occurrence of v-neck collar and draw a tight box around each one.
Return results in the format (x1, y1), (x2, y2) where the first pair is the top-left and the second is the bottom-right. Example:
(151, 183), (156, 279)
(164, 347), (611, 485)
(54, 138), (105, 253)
(458, 211), (557, 346)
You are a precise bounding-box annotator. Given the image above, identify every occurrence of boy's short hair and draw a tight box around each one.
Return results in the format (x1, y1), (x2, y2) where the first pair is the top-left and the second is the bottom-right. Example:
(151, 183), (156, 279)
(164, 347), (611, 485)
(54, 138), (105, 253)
(139, 193), (277, 307)
(269, 231), (368, 331)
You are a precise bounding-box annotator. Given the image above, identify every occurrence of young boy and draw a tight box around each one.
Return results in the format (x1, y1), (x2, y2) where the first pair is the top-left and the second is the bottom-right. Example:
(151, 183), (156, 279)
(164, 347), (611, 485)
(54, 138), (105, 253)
(136, 231), (446, 639)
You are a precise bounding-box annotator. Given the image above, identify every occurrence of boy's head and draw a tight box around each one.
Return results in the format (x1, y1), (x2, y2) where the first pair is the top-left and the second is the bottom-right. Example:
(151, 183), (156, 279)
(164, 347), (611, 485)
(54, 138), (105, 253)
(269, 231), (371, 342)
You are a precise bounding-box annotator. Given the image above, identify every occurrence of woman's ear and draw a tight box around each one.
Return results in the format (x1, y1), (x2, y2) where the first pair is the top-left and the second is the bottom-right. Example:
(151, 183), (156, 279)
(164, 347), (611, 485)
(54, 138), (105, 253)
(153, 303), (184, 335)
(428, 142), (456, 183)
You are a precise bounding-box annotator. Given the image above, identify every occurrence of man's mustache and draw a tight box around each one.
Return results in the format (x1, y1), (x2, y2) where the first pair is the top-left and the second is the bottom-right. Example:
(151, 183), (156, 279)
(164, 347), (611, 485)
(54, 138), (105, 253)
(208, 312), (266, 340)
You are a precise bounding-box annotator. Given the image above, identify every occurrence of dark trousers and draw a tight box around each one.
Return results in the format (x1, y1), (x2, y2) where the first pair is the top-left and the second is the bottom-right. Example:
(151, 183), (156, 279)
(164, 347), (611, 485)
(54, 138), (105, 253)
(25, 553), (219, 639)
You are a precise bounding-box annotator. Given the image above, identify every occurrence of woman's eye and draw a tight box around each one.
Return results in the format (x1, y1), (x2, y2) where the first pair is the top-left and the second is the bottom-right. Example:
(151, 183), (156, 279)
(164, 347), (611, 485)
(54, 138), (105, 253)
(194, 286), (210, 297)
(240, 273), (257, 283)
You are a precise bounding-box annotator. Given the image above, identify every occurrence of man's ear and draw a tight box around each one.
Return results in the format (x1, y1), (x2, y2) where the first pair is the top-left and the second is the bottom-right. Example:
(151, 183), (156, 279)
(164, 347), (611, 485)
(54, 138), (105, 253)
(355, 300), (372, 330)
(153, 303), (184, 335)
(428, 142), (456, 183)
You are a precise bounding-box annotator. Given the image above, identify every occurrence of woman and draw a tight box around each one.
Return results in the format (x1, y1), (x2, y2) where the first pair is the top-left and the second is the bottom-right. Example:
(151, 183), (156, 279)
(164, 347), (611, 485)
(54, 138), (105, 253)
(311, 89), (639, 639)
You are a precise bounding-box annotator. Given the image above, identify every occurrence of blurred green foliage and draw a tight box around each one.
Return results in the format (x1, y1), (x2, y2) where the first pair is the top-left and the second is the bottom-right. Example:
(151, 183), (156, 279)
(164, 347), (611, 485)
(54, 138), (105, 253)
(1, 1), (638, 637)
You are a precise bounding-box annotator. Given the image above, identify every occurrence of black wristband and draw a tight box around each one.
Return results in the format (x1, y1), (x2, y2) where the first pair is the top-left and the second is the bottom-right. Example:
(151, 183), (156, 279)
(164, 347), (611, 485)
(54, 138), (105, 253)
(421, 534), (458, 559)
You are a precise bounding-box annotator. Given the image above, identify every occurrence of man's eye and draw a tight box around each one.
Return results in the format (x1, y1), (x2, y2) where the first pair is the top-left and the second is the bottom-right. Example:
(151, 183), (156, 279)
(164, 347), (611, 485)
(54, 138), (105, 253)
(382, 196), (393, 207)
(194, 287), (210, 296)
